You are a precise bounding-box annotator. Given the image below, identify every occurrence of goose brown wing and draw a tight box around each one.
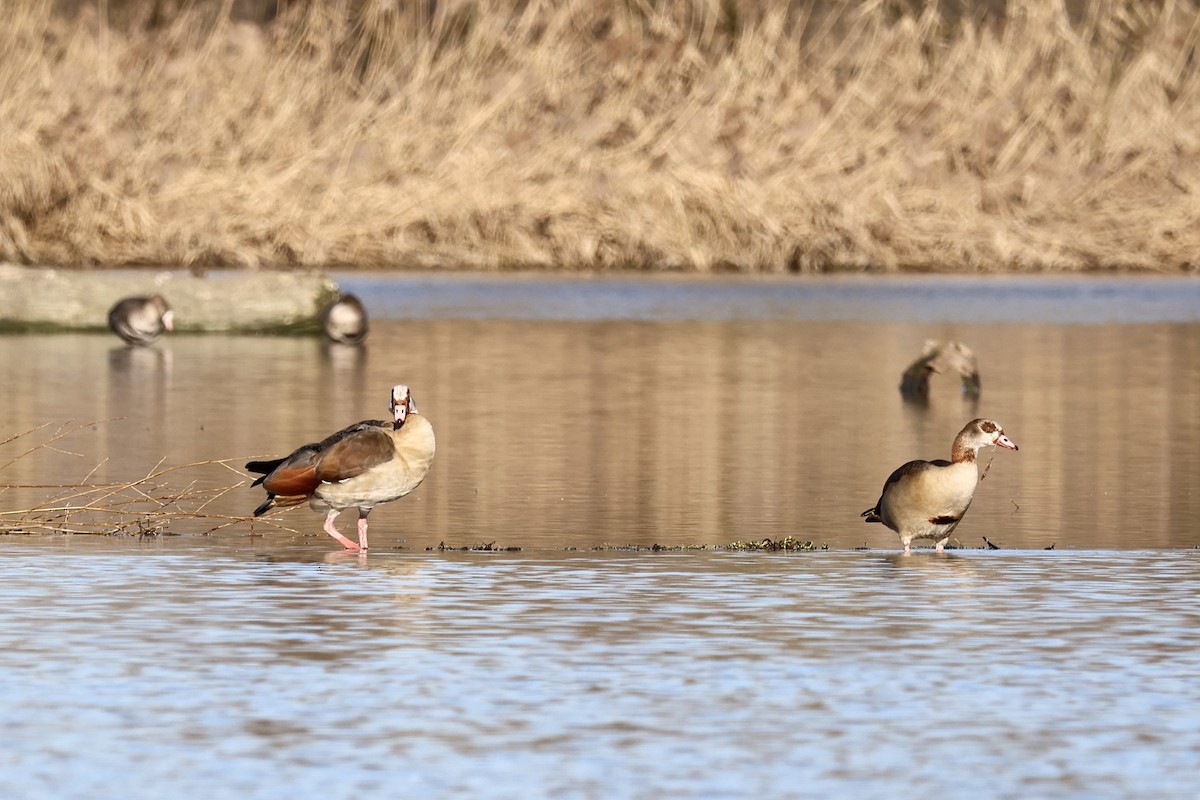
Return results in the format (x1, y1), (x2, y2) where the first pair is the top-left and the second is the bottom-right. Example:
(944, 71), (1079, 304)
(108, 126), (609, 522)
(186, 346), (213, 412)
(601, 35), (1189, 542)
(862, 459), (950, 518)
(312, 422), (395, 483)
(251, 420), (390, 496)
(257, 444), (322, 496)
(885, 458), (949, 487)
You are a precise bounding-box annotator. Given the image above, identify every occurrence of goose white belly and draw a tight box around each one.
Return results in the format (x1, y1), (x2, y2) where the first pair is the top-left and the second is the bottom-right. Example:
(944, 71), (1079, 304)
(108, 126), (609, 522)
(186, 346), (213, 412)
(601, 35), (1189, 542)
(879, 460), (979, 541)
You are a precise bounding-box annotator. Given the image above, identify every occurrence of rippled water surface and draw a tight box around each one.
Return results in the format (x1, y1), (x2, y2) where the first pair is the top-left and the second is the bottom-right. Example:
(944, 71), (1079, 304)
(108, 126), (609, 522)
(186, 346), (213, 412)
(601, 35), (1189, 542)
(1, 276), (1198, 797)
(1, 539), (1198, 799)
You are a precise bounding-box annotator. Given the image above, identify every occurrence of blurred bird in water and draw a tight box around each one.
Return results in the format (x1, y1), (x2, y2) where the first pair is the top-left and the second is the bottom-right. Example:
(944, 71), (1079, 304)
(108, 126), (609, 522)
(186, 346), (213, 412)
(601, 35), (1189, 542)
(321, 293), (369, 344)
(107, 295), (174, 346)
(899, 340), (980, 402)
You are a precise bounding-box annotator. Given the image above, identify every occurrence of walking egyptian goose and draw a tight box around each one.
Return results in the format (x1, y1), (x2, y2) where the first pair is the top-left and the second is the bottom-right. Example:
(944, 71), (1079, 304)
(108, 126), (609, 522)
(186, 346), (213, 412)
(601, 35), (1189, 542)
(321, 294), (369, 344)
(246, 384), (435, 551)
(107, 295), (174, 345)
(861, 418), (1018, 554)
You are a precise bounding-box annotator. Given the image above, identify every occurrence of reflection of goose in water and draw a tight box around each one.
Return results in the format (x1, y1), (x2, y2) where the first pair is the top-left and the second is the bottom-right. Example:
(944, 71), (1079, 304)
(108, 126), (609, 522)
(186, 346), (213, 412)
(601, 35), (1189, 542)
(246, 384), (435, 552)
(899, 340), (980, 402)
(861, 419), (1018, 554)
(874, 549), (986, 584)
(236, 551), (429, 660)
(105, 343), (174, 482)
(321, 294), (369, 344)
(107, 342), (174, 377)
(321, 338), (368, 373)
(107, 295), (174, 346)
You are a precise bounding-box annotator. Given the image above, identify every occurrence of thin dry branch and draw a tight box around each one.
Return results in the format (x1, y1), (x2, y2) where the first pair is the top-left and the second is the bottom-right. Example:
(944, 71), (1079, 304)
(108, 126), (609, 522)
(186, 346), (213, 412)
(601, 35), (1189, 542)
(0, 420), (266, 537)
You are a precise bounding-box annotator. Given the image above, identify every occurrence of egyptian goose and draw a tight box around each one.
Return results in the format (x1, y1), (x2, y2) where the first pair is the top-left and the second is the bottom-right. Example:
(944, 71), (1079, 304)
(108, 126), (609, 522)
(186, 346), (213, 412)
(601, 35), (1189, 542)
(899, 340), (981, 401)
(107, 295), (174, 345)
(246, 384), (435, 551)
(861, 418), (1018, 554)
(321, 294), (369, 344)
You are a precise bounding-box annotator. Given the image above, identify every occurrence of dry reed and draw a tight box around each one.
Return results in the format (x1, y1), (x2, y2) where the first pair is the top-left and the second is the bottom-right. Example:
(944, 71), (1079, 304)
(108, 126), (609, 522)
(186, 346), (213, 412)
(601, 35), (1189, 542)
(0, 419), (287, 537)
(2, 0), (1199, 273)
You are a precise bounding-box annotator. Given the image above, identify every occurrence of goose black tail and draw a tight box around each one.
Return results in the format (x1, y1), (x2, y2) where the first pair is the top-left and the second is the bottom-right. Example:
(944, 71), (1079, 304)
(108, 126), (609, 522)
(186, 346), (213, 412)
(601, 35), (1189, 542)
(253, 495), (276, 517)
(861, 507), (881, 523)
(246, 458), (285, 487)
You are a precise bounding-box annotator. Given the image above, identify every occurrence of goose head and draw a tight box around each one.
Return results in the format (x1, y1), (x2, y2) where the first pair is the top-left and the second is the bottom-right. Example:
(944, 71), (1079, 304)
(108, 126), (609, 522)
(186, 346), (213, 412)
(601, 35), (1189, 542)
(155, 297), (175, 332)
(960, 419), (1018, 452)
(389, 384), (417, 428)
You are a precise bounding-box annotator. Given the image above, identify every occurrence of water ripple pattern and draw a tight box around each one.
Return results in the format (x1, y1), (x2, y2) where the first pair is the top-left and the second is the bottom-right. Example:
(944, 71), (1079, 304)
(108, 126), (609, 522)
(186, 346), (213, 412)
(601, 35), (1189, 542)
(1, 541), (1198, 799)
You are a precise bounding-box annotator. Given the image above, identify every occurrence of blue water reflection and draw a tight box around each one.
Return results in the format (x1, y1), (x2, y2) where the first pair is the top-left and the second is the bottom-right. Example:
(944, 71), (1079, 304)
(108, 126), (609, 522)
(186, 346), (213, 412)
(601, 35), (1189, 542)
(1, 539), (1197, 799)
(338, 273), (1200, 323)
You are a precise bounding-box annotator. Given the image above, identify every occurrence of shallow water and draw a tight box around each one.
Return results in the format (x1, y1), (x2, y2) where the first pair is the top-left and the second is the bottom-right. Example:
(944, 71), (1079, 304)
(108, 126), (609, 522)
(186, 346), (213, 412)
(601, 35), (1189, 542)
(1, 538), (1198, 799)
(1, 275), (1198, 798)
(2, 276), (1197, 550)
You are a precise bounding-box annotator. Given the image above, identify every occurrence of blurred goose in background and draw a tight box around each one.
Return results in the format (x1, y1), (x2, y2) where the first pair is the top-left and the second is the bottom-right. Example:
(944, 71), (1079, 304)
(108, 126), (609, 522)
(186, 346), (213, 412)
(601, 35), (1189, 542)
(321, 293), (369, 344)
(246, 384), (434, 551)
(861, 418), (1018, 554)
(899, 340), (980, 402)
(107, 295), (174, 345)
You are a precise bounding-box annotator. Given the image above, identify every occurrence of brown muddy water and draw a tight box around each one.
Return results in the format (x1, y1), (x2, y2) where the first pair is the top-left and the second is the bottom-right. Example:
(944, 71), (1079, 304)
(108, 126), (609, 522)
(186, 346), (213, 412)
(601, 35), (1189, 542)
(1, 275), (1198, 798)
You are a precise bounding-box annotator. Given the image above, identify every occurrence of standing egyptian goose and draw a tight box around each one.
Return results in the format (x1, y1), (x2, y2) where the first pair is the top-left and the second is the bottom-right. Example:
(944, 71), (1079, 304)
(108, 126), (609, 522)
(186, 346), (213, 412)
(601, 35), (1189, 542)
(321, 294), (369, 344)
(108, 295), (174, 345)
(246, 384), (435, 551)
(861, 418), (1018, 554)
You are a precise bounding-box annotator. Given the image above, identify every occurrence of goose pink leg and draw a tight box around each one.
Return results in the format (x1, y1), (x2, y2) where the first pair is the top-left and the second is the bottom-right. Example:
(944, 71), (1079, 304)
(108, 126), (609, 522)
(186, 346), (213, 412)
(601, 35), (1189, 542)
(323, 510), (361, 551)
(357, 512), (370, 551)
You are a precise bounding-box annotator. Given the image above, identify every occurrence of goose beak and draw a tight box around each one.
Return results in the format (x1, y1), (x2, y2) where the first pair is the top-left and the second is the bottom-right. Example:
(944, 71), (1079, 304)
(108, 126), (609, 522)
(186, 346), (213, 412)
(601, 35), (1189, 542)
(996, 433), (1018, 451)
(162, 310), (175, 331)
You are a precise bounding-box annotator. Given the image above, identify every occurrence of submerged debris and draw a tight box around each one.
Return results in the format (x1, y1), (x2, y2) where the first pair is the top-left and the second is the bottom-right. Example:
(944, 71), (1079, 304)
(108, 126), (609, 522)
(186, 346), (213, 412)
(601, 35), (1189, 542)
(430, 541), (522, 552)
(725, 537), (824, 552)
(590, 543), (710, 552)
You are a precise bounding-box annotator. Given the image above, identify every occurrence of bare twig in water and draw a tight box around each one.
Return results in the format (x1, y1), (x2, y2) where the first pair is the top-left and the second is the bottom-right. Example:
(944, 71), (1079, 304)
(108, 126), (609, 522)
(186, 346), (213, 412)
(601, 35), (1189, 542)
(979, 452), (995, 481)
(0, 419), (122, 474)
(0, 420), (266, 537)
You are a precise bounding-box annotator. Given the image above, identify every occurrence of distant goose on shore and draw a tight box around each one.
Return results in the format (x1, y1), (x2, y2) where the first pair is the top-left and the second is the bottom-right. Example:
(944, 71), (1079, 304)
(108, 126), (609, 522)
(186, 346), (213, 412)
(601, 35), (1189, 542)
(107, 295), (174, 346)
(861, 418), (1018, 554)
(245, 384), (434, 551)
(321, 294), (369, 344)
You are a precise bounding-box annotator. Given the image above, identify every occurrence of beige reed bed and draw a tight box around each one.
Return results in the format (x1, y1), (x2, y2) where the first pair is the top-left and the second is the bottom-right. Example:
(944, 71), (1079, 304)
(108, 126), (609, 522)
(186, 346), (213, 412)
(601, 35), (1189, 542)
(2, 0), (1199, 273)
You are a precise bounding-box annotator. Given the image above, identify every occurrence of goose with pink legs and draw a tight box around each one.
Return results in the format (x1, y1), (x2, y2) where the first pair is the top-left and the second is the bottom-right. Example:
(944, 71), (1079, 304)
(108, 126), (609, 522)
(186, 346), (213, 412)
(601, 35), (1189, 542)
(862, 419), (1018, 554)
(246, 384), (435, 551)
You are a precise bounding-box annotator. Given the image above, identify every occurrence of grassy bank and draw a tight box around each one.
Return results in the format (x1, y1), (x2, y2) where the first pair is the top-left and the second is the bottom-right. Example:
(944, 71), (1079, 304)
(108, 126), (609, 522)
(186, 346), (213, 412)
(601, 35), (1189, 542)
(3, 0), (1199, 273)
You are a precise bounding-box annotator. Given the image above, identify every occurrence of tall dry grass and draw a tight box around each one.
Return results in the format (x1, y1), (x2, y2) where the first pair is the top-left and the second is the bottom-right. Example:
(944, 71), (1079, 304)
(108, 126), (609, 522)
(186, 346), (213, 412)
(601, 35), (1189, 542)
(2, 0), (1199, 273)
